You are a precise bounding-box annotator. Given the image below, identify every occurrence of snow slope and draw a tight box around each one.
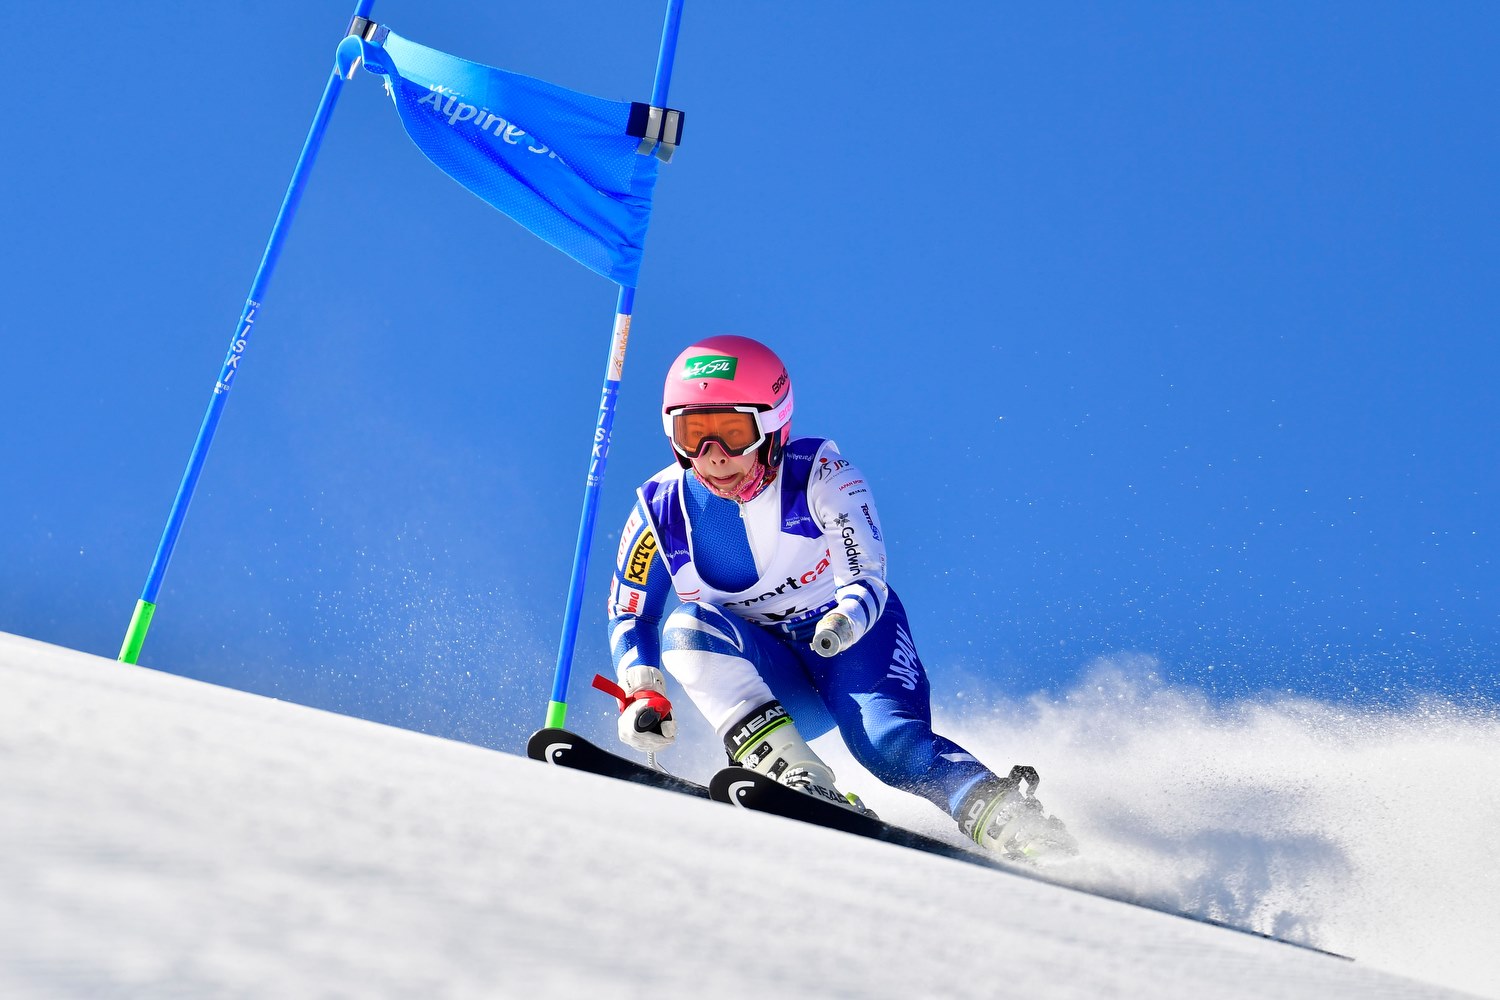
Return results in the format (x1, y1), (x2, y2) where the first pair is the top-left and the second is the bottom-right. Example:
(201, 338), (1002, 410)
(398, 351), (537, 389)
(0, 633), (1487, 998)
(804, 656), (1500, 998)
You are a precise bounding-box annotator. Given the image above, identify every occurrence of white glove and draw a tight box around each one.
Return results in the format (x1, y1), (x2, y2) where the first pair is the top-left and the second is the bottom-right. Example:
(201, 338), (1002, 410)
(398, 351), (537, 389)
(811, 612), (857, 658)
(616, 665), (677, 752)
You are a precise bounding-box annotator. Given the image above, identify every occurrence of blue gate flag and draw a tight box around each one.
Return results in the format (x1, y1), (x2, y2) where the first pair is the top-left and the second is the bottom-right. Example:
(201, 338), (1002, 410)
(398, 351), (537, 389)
(356, 31), (660, 286)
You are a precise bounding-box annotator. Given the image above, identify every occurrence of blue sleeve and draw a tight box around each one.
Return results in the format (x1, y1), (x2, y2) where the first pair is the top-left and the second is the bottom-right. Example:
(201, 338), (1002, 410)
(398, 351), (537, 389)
(807, 442), (891, 636)
(606, 496), (674, 679)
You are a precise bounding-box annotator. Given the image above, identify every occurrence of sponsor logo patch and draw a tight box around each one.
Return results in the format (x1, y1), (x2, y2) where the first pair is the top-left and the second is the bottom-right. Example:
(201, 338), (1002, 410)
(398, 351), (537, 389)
(611, 578), (649, 616)
(816, 456), (851, 480)
(624, 530), (658, 586)
(681, 354), (738, 381)
(833, 515), (862, 573)
(727, 702), (787, 754)
(809, 783), (846, 804)
(617, 510), (644, 567)
(723, 549), (833, 608)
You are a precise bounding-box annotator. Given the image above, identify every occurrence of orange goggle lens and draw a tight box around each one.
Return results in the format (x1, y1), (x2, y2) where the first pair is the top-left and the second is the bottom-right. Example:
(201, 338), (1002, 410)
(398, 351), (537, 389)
(670, 408), (765, 458)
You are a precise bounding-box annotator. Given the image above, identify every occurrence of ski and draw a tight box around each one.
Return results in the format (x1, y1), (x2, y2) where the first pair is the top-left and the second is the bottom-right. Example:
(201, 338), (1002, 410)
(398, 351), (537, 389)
(526, 727), (710, 799)
(708, 765), (996, 869)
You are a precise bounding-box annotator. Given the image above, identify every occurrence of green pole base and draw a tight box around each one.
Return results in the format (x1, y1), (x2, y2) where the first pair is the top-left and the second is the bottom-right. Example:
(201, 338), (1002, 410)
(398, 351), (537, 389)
(118, 599), (156, 664)
(544, 700), (568, 730)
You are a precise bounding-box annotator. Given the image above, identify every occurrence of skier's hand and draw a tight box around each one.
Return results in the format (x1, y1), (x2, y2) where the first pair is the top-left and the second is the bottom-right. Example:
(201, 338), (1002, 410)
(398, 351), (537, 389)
(615, 665), (677, 752)
(811, 612), (857, 658)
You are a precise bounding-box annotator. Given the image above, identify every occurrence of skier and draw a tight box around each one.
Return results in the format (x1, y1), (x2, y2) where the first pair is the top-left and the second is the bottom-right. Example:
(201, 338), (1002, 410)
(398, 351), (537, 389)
(605, 334), (1072, 859)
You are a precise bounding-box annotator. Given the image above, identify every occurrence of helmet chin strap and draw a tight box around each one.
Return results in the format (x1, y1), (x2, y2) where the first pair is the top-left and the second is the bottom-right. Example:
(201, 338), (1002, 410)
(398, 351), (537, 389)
(694, 457), (776, 503)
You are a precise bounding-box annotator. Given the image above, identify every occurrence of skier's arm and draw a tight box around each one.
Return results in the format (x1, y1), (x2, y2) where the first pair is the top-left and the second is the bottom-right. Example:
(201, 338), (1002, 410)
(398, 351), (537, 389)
(807, 445), (891, 656)
(606, 499), (677, 750)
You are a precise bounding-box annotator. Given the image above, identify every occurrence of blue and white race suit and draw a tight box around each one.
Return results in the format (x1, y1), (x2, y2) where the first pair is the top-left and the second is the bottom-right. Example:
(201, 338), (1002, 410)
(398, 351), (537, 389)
(607, 436), (1000, 820)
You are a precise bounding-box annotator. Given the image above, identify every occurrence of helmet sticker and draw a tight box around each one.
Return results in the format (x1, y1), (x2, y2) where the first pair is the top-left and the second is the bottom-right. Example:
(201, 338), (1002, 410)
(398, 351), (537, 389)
(681, 354), (738, 381)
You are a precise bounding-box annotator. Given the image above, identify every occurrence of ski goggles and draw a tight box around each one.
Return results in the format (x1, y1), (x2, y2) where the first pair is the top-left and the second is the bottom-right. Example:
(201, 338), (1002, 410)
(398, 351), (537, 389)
(667, 406), (769, 459)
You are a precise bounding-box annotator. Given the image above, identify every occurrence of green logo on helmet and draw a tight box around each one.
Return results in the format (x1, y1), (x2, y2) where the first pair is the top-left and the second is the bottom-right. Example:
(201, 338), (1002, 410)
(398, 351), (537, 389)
(681, 354), (738, 380)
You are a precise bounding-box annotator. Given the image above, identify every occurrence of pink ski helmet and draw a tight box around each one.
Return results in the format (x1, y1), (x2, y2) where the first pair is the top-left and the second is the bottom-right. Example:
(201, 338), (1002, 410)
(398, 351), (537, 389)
(662, 335), (793, 469)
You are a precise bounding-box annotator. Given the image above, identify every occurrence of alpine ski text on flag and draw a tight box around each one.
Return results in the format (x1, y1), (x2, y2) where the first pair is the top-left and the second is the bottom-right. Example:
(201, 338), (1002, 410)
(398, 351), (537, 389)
(355, 31), (661, 286)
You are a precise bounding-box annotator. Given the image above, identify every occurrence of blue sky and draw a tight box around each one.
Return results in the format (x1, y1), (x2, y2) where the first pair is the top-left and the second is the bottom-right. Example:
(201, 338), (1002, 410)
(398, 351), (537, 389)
(3, 2), (1495, 751)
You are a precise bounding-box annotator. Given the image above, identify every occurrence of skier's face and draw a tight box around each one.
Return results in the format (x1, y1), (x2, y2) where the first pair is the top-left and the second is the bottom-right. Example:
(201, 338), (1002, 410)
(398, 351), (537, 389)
(690, 442), (759, 499)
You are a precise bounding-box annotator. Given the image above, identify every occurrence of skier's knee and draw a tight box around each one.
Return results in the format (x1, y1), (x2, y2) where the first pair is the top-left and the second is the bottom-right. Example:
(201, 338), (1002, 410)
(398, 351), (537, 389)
(662, 602), (751, 657)
(659, 603), (770, 725)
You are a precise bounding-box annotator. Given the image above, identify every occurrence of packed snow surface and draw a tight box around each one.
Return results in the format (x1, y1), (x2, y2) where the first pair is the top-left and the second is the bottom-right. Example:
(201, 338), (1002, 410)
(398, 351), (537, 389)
(1, 632), (1494, 998)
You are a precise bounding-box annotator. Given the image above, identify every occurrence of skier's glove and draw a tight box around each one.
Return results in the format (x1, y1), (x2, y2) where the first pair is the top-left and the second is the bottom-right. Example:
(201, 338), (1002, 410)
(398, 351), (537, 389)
(611, 665), (677, 752)
(812, 612), (857, 658)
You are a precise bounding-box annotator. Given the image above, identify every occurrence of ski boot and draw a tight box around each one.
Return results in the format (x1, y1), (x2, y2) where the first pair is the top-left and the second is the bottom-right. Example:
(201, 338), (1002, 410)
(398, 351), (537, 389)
(725, 700), (876, 817)
(958, 766), (1077, 861)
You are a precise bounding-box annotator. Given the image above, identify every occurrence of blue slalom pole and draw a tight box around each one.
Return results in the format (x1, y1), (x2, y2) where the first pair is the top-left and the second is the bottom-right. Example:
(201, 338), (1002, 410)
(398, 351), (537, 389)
(546, 0), (685, 728)
(119, 3), (377, 664)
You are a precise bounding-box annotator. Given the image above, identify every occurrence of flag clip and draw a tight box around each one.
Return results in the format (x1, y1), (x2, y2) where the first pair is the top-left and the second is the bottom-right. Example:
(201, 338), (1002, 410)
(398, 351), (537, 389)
(346, 16), (389, 45)
(628, 102), (685, 163)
